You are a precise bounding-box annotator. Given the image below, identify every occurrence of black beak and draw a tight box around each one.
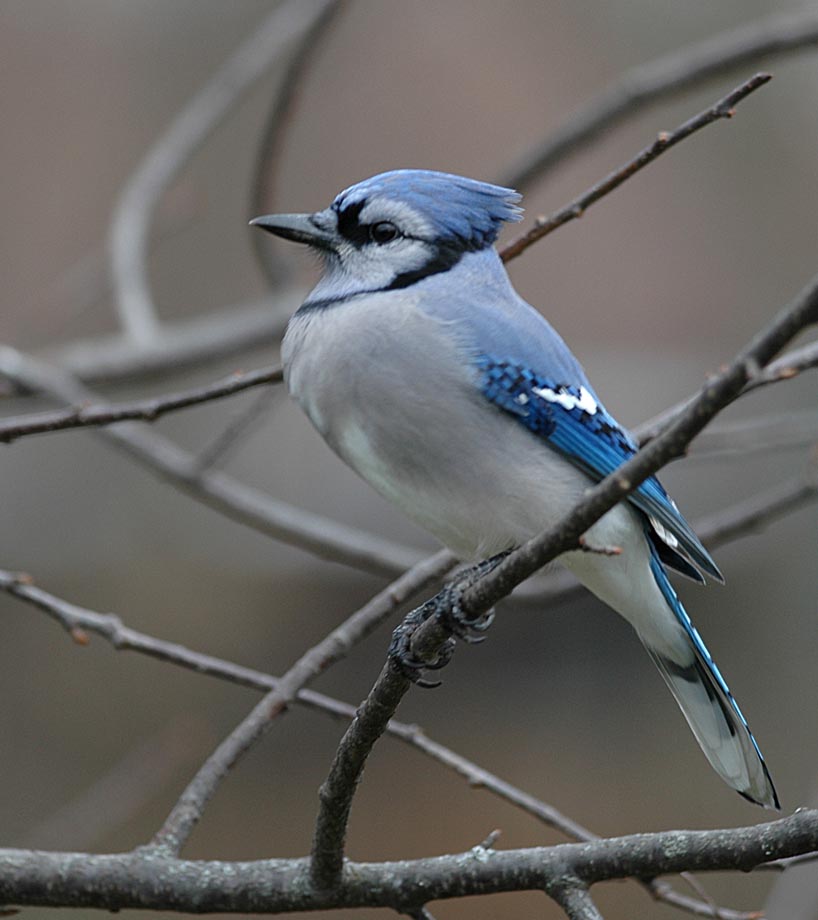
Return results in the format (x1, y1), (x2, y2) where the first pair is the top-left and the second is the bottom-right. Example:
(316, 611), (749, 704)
(249, 213), (335, 250)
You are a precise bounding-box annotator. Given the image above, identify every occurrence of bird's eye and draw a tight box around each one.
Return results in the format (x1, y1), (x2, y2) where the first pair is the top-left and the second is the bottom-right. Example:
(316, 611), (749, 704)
(369, 221), (399, 244)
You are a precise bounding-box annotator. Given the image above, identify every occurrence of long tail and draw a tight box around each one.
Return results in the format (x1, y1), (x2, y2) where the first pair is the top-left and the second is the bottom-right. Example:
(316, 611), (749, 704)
(643, 552), (779, 809)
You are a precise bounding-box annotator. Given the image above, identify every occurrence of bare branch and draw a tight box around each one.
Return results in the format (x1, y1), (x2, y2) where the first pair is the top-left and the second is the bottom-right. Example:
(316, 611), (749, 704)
(0, 347), (425, 577)
(0, 364), (283, 443)
(149, 550), (454, 855)
(502, 9), (818, 189)
(0, 810), (816, 912)
(499, 74), (770, 263)
(516, 465), (818, 607)
(190, 388), (279, 475)
(635, 339), (818, 444)
(647, 878), (760, 920)
(742, 337), (818, 394)
(109, 0), (337, 342)
(688, 409), (818, 460)
(47, 293), (298, 388)
(309, 656), (412, 887)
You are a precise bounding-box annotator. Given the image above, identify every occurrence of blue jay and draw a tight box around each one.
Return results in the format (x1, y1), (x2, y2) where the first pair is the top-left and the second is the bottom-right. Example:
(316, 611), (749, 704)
(251, 169), (778, 809)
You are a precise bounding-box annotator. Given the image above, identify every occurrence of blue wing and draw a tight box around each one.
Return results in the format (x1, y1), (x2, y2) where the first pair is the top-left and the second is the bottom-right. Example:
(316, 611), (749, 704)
(476, 355), (722, 582)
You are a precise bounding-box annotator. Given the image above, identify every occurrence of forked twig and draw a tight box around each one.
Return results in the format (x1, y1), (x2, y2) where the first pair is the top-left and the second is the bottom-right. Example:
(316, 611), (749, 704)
(500, 73), (770, 263)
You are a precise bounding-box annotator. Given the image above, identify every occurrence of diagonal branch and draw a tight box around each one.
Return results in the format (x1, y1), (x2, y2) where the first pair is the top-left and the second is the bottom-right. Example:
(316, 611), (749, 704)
(634, 338), (818, 444)
(502, 9), (818, 189)
(499, 73), (770, 263)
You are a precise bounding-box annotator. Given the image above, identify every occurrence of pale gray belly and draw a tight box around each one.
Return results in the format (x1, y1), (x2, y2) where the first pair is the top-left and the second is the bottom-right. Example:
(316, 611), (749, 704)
(283, 296), (592, 559)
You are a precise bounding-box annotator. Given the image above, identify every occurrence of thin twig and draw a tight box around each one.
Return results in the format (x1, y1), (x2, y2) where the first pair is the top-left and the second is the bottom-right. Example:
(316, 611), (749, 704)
(0, 365), (283, 443)
(190, 388), (279, 475)
(635, 339), (818, 444)
(759, 850), (818, 871)
(647, 878), (758, 920)
(499, 73), (770, 263)
(502, 9), (818, 189)
(149, 550), (454, 855)
(687, 409), (818, 460)
(109, 0), (336, 343)
(0, 347), (425, 578)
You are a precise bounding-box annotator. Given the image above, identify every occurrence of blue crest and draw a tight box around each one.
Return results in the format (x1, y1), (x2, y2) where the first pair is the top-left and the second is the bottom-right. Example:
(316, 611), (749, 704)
(333, 169), (523, 250)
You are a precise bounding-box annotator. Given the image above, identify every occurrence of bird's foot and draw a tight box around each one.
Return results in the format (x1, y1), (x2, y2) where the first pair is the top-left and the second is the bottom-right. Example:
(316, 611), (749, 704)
(388, 552), (507, 687)
(388, 596), (457, 688)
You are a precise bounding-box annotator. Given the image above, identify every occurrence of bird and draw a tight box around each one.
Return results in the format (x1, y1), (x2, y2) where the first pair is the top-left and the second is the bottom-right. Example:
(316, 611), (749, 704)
(251, 168), (778, 809)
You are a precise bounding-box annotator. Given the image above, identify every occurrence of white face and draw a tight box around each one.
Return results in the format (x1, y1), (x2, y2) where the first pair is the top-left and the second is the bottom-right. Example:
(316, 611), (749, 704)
(311, 197), (444, 294)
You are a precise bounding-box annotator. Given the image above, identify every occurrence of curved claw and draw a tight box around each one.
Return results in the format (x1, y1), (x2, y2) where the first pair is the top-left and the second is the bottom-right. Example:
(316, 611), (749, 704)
(389, 613), (456, 687)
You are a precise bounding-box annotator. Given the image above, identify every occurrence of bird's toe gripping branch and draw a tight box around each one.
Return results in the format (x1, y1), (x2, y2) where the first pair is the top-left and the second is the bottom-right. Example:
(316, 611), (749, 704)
(388, 553), (507, 688)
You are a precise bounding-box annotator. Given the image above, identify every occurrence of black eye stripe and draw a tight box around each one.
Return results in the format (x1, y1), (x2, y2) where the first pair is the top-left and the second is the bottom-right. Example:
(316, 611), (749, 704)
(334, 199), (431, 248)
(334, 200), (368, 246)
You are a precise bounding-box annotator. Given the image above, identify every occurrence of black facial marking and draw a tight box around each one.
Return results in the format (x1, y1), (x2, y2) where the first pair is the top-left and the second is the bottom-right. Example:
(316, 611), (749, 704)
(334, 199), (368, 246)
(386, 239), (464, 290)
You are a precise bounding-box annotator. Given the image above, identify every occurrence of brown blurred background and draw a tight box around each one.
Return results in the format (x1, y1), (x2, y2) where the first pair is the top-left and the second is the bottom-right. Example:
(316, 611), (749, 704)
(1, 2), (817, 918)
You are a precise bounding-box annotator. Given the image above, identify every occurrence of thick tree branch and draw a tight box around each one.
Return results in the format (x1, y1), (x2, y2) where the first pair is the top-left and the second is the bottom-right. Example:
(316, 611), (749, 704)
(0, 811), (816, 913)
(502, 9), (818, 189)
(499, 73), (770, 263)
